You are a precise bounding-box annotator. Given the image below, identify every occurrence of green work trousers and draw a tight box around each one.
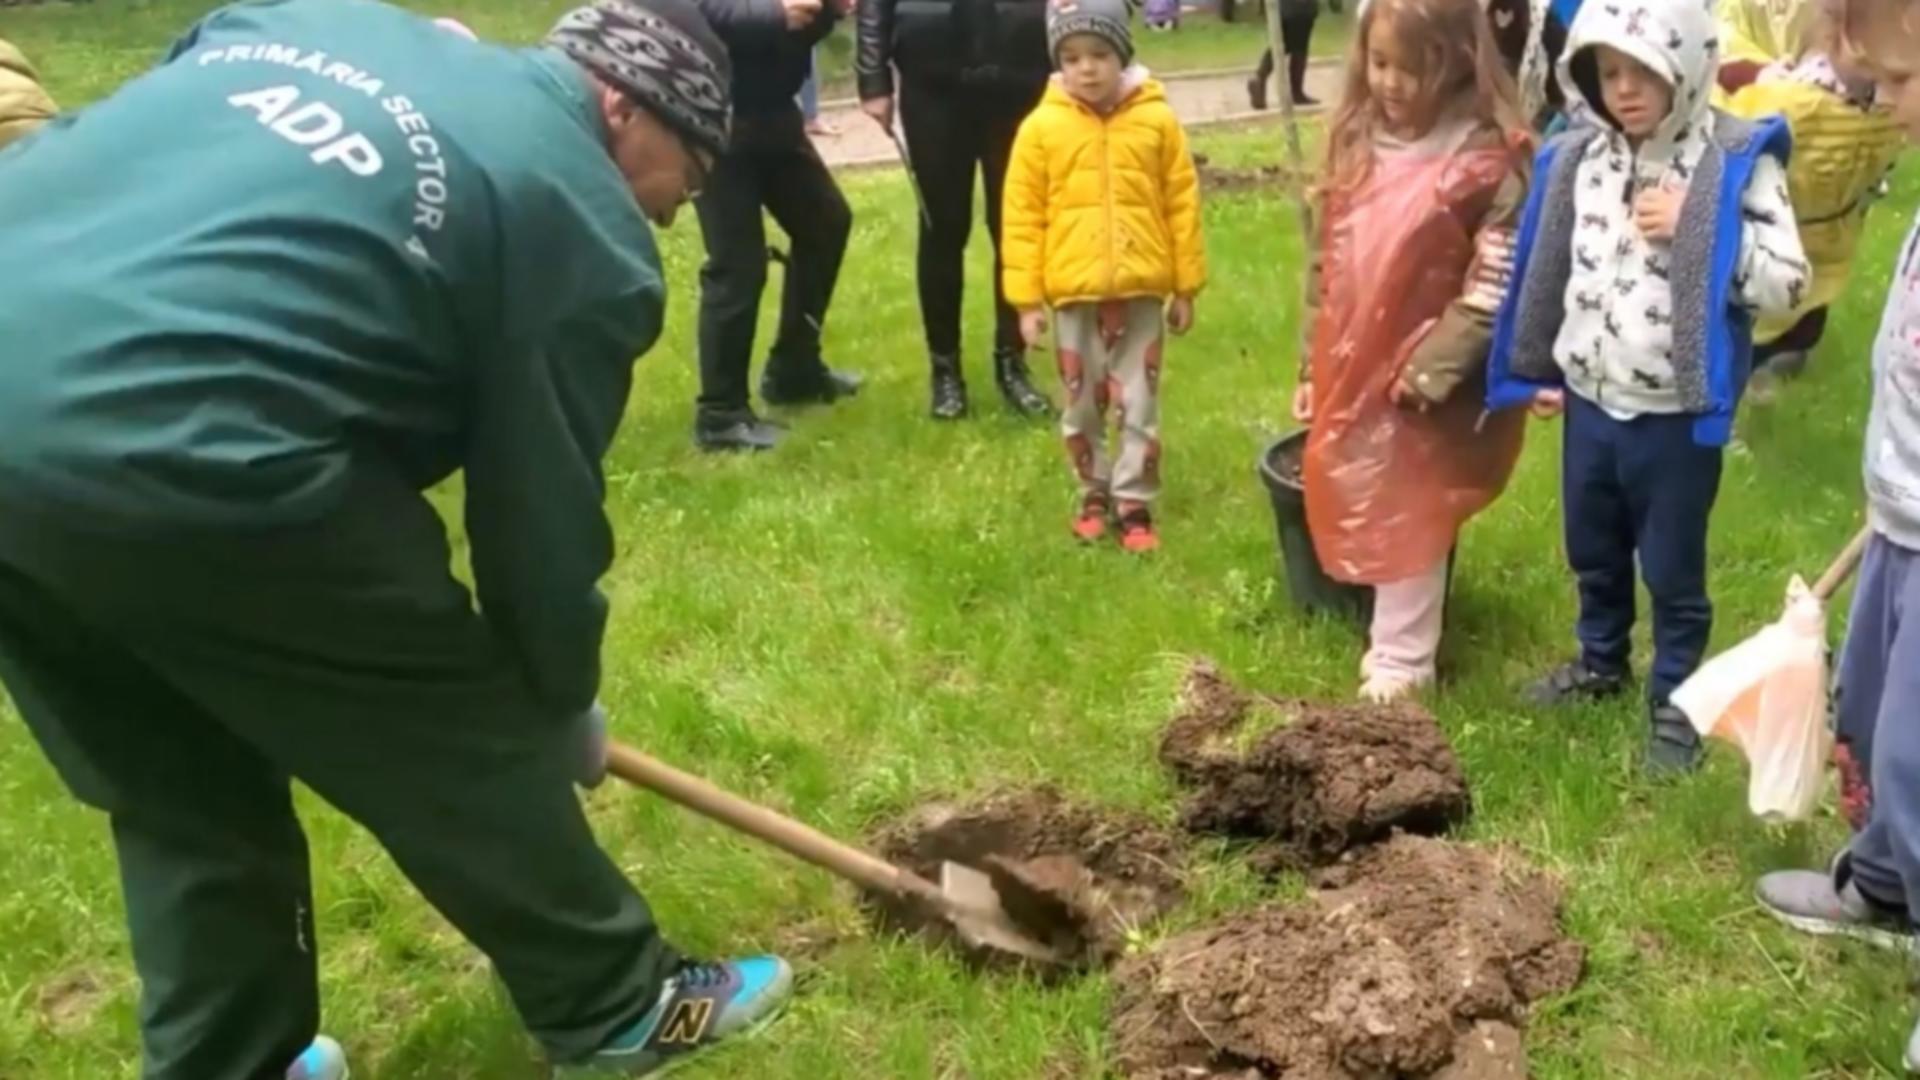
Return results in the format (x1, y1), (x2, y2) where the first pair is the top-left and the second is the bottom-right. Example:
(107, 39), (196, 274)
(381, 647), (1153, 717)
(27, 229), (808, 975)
(0, 473), (675, 1080)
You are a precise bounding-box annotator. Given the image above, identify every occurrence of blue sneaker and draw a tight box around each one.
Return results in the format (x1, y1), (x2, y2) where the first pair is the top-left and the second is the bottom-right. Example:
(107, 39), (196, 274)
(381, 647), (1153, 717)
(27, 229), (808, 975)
(285, 1035), (348, 1080)
(562, 956), (793, 1077)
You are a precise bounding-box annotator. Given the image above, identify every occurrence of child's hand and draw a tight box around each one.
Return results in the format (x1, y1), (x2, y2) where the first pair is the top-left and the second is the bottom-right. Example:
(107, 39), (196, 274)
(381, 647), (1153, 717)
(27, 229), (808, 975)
(1169, 296), (1195, 335)
(1464, 227), (1515, 315)
(1020, 308), (1050, 349)
(1389, 377), (1429, 412)
(1530, 388), (1566, 419)
(783, 0), (823, 28)
(1292, 382), (1314, 423)
(1633, 184), (1685, 242)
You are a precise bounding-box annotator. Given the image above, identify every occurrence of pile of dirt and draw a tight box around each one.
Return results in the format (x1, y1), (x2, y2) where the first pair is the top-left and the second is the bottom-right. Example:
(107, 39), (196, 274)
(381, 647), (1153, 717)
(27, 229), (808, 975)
(1110, 834), (1586, 1079)
(869, 787), (1186, 969)
(1160, 663), (1471, 869)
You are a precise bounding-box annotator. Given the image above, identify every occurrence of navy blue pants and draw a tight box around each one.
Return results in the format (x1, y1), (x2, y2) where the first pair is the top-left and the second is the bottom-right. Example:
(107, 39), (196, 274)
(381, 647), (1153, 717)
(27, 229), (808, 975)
(1841, 534), (1920, 912)
(1562, 394), (1725, 701)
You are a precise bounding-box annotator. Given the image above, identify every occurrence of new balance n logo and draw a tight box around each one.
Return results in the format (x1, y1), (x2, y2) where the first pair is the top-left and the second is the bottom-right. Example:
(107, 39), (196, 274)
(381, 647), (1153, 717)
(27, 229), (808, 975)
(658, 998), (714, 1045)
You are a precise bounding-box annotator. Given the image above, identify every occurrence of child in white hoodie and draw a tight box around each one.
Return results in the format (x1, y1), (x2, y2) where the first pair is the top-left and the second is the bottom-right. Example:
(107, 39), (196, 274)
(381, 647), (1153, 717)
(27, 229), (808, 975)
(1487, 0), (1809, 774)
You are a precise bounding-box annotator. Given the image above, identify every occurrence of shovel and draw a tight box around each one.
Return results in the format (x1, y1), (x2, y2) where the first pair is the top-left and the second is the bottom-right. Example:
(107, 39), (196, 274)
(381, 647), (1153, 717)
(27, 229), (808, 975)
(603, 740), (1065, 967)
(885, 122), (934, 230)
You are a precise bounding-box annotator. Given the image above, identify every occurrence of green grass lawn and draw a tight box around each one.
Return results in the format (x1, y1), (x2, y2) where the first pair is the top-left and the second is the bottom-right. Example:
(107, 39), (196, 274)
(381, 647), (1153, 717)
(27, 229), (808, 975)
(1, 3), (1915, 1078)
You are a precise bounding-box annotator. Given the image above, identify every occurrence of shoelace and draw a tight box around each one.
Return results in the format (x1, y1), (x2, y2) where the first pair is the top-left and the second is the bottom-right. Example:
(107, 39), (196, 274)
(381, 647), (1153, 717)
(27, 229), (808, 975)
(671, 962), (732, 991)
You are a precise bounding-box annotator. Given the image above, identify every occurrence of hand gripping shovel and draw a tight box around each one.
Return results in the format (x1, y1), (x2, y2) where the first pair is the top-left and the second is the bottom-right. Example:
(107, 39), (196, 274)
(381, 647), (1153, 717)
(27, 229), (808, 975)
(604, 741), (1065, 967)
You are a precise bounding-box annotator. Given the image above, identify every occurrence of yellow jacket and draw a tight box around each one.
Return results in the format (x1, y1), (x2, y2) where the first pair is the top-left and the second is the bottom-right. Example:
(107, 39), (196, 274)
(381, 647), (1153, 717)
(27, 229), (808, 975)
(1716, 0), (1813, 65)
(1723, 77), (1904, 341)
(1002, 75), (1206, 310)
(0, 39), (56, 152)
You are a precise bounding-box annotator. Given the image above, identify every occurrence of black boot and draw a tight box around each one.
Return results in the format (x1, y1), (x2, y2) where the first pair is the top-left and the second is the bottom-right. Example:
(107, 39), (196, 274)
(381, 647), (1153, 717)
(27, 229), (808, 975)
(994, 348), (1054, 418)
(1523, 657), (1629, 707)
(1289, 52), (1319, 107)
(761, 363), (864, 407)
(1247, 74), (1267, 111)
(929, 353), (969, 421)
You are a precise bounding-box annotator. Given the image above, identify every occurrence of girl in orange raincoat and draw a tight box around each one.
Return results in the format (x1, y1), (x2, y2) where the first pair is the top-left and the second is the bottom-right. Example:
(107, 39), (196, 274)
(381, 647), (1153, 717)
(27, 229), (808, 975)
(1295, 0), (1531, 703)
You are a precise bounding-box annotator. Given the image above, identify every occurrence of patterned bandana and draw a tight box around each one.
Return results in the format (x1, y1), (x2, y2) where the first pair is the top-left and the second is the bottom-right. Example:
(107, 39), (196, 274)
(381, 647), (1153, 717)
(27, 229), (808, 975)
(548, 0), (733, 156)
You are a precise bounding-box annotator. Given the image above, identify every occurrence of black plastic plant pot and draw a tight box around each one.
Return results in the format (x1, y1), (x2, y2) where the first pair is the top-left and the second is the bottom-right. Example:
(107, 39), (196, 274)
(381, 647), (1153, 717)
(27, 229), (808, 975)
(1258, 431), (1374, 623)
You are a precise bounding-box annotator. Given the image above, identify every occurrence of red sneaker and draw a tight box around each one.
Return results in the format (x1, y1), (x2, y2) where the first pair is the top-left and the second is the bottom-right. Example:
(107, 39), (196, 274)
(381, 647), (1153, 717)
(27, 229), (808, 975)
(1118, 510), (1159, 553)
(1072, 496), (1109, 543)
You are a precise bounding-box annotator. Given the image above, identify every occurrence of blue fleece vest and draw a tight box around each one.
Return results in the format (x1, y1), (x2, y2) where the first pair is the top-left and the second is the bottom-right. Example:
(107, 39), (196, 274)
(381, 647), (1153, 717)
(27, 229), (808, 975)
(1485, 111), (1793, 447)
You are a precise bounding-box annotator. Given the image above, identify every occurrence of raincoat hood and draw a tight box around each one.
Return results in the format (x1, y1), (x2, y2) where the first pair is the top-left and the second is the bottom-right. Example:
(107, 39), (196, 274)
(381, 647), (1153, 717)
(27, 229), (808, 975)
(1561, 0), (1720, 150)
(1718, 0), (1816, 63)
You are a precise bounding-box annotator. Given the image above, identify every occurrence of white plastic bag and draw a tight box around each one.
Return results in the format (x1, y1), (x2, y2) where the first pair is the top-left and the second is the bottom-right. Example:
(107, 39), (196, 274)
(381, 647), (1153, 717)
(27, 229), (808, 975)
(1673, 577), (1832, 822)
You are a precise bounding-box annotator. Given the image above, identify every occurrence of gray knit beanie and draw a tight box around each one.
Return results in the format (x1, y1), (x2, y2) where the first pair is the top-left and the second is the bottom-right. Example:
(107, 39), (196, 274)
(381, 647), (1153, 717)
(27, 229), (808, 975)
(1047, 0), (1136, 66)
(548, 0), (733, 156)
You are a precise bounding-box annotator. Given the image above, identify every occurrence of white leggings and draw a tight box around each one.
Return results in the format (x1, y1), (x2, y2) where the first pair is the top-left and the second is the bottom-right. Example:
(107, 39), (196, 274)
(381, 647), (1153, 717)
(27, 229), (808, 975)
(1362, 557), (1450, 684)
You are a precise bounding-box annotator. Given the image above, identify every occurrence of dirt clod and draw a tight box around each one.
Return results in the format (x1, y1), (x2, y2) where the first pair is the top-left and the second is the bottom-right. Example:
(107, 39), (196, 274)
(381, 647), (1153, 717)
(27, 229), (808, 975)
(1434, 1022), (1528, 1080)
(1193, 152), (1306, 194)
(870, 787), (1186, 969)
(35, 968), (113, 1035)
(1110, 834), (1585, 1079)
(1162, 662), (1471, 869)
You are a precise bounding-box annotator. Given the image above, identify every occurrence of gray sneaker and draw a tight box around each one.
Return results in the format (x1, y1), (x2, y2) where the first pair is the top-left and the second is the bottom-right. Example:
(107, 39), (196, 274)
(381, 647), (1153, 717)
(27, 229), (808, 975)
(1754, 867), (1913, 953)
(1646, 703), (1704, 778)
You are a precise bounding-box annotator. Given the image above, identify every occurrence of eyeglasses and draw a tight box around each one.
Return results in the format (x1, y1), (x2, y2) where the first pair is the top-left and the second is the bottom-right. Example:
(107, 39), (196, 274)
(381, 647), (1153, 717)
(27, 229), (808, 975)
(685, 149), (715, 201)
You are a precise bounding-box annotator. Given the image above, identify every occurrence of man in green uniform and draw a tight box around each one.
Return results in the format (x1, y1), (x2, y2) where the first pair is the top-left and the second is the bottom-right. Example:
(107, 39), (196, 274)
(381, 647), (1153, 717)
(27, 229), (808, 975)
(0, 2), (792, 1077)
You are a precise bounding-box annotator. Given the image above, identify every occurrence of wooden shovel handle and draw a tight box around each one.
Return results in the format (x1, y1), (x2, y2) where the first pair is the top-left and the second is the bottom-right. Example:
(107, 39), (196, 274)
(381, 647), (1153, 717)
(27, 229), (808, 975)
(1813, 526), (1874, 602)
(603, 741), (944, 907)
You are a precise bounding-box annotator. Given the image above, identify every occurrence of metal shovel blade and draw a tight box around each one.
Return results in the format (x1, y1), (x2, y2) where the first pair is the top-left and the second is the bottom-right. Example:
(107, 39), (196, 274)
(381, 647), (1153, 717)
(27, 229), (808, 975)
(601, 740), (1067, 968)
(938, 860), (1066, 965)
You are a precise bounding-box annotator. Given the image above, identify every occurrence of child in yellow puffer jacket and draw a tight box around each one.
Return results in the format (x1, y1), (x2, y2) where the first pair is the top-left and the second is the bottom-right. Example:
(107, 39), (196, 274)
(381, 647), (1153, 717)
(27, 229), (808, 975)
(1003, 0), (1206, 553)
(1721, 7), (1903, 388)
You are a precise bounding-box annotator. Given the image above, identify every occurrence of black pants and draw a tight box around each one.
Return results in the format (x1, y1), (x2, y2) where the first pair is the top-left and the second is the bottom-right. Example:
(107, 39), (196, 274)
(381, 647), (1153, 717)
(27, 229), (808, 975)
(694, 106), (852, 420)
(1255, 15), (1318, 94)
(899, 79), (1043, 361)
(1562, 394), (1725, 702)
(0, 475), (673, 1078)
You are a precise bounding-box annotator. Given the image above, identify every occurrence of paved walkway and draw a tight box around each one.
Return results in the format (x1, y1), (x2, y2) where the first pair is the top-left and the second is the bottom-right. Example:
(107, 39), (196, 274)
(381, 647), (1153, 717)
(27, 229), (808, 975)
(807, 60), (1343, 168)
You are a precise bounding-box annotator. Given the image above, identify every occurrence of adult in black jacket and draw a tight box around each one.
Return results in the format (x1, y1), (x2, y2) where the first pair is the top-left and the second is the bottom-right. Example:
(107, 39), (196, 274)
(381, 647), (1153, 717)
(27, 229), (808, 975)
(692, 0), (862, 452)
(1245, 0), (1319, 110)
(856, 0), (1055, 420)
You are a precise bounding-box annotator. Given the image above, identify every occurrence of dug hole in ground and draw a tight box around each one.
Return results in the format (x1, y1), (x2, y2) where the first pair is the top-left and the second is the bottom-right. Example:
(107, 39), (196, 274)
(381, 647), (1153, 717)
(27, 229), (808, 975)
(860, 661), (1586, 1077)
